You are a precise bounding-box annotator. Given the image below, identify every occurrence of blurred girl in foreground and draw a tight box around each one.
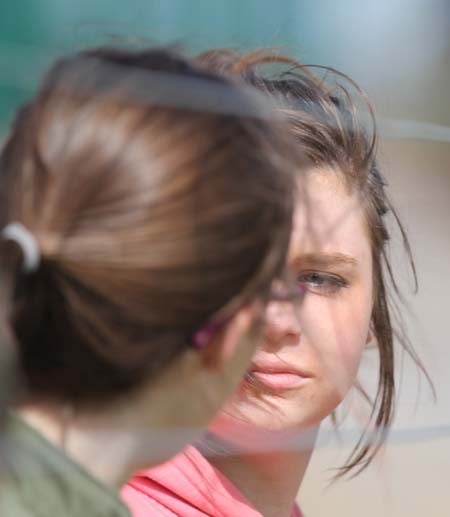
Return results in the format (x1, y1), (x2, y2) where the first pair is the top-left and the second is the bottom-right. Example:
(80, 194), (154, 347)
(0, 46), (299, 516)
(123, 50), (425, 517)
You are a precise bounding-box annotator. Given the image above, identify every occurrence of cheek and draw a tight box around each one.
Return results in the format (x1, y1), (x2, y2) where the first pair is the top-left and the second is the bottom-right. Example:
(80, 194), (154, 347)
(303, 292), (372, 399)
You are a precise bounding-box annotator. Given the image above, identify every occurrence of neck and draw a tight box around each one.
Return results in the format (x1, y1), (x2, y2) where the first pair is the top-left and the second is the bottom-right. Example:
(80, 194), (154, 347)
(18, 402), (162, 489)
(17, 350), (214, 490)
(204, 428), (317, 517)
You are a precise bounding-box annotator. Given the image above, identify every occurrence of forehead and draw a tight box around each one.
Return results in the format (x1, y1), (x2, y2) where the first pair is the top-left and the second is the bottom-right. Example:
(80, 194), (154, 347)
(289, 168), (370, 260)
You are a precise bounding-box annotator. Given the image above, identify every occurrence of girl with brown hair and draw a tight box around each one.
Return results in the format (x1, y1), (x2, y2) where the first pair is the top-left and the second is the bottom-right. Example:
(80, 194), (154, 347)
(0, 46), (298, 516)
(123, 49), (425, 517)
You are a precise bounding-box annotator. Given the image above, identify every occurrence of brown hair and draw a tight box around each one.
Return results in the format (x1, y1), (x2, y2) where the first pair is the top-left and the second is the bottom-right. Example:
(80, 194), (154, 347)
(196, 48), (430, 477)
(0, 47), (297, 408)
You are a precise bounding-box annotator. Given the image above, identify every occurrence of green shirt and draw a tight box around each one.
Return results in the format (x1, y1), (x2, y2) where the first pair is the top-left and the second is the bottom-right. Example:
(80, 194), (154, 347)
(0, 415), (130, 517)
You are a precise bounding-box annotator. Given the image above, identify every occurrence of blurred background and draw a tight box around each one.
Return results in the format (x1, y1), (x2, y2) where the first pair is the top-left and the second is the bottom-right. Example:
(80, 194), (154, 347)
(1, 1), (449, 515)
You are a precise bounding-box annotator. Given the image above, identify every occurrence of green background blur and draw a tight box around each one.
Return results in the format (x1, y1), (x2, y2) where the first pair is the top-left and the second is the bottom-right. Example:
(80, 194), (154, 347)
(0, 0), (320, 130)
(1, 0), (449, 133)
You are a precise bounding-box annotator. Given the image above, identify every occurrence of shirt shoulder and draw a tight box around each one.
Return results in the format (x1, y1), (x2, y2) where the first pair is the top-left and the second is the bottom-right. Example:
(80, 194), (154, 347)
(1, 414), (130, 517)
(122, 482), (178, 517)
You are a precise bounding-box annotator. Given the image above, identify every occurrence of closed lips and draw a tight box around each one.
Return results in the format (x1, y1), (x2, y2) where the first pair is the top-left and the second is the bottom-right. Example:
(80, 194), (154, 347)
(249, 363), (311, 390)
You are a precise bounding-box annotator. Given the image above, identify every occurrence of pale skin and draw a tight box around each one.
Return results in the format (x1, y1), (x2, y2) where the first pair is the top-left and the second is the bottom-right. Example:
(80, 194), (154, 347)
(18, 302), (263, 489)
(206, 169), (374, 517)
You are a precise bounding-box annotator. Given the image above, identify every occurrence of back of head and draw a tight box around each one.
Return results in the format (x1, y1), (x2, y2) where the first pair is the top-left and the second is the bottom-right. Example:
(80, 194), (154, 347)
(0, 46), (296, 407)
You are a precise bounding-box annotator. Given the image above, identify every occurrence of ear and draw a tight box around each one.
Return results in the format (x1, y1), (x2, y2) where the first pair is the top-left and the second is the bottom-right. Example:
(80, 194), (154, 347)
(198, 302), (262, 370)
(365, 324), (375, 348)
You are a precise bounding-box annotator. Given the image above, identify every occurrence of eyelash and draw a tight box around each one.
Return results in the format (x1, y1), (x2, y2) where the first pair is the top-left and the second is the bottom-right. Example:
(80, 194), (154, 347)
(296, 271), (348, 295)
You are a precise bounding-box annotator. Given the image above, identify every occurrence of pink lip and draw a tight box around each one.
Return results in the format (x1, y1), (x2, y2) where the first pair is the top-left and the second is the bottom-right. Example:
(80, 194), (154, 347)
(249, 362), (311, 391)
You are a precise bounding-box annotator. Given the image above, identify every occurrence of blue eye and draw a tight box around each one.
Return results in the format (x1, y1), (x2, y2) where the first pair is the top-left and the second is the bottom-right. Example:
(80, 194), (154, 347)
(297, 271), (347, 295)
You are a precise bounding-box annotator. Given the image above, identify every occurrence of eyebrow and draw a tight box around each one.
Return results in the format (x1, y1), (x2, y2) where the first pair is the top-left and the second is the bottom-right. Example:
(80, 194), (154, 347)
(291, 252), (358, 268)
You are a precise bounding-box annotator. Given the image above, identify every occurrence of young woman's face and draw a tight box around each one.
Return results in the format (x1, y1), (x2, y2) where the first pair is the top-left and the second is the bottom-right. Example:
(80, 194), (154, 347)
(209, 169), (373, 440)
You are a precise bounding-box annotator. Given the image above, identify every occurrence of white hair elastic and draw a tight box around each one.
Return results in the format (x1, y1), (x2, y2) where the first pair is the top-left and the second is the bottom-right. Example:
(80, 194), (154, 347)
(1, 222), (40, 273)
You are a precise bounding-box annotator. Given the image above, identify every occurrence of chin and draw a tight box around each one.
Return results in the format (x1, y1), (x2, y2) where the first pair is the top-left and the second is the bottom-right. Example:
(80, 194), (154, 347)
(222, 390), (344, 434)
(208, 413), (320, 453)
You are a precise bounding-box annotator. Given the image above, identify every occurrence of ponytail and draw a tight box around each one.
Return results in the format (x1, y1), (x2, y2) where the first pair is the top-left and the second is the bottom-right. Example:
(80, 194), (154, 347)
(0, 226), (37, 420)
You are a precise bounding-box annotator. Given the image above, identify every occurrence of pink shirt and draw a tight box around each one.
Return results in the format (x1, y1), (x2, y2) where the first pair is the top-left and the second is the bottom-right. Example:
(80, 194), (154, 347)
(122, 446), (302, 517)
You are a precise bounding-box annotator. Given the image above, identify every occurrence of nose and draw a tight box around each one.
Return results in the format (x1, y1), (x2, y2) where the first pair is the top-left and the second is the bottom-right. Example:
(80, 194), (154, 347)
(263, 300), (301, 348)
